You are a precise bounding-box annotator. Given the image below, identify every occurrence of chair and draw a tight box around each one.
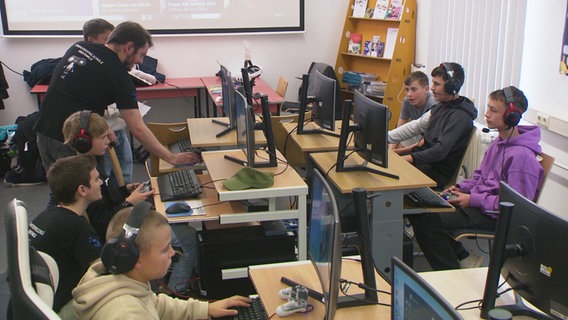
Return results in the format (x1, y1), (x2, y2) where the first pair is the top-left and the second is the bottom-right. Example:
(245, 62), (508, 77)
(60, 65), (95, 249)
(270, 111), (311, 168)
(275, 76), (289, 115)
(145, 121), (189, 177)
(107, 146), (125, 187)
(5, 199), (61, 319)
(449, 151), (556, 251)
(440, 126), (477, 191)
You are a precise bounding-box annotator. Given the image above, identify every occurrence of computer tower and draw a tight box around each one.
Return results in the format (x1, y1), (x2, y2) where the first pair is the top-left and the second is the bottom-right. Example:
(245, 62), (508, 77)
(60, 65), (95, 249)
(197, 224), (296, 299)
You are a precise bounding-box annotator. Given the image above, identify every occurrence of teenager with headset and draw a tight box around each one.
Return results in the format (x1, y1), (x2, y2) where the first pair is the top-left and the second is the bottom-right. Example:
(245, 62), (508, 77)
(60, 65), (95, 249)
(408, 86), (544, 271)
(73, 203), (251, 319)
(394, 62), (478, 189)
(62, 110), (198, 296)
(27, 155), (103, 316)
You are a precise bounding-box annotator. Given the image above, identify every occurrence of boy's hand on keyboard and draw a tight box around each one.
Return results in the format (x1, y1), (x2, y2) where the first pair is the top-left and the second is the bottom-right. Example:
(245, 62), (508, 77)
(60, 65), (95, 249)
(208, 295), (252, 318)
(170, 152), (201, 166)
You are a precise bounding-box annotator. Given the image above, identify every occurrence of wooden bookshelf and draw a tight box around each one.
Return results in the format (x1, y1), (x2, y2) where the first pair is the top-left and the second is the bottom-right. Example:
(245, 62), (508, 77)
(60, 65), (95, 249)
(335, 0), (416, 129)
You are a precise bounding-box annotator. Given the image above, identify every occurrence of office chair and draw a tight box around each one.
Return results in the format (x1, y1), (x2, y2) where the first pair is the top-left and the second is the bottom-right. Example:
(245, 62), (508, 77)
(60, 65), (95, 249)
(275, 76), (289, 115)
(5, 199), (61, 320)
(449, 152), (555, 253)
(145, 121), (190, 177)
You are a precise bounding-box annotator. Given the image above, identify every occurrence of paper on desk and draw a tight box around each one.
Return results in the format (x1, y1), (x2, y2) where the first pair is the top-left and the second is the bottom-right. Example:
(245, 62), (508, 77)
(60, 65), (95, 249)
(138, 101), (152, 117)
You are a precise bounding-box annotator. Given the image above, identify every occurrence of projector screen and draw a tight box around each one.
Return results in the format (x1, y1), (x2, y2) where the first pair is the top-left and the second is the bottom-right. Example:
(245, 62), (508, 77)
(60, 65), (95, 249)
(0, 0), (304, 36)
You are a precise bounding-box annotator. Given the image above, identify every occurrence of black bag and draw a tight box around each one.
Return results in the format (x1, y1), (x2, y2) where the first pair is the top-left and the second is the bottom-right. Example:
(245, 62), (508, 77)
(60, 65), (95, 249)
(23, 58), (62, 87)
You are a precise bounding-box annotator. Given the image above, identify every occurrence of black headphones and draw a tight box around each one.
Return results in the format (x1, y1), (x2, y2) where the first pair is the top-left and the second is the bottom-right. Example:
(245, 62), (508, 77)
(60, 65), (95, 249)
(72, 110), (93, 153)
(503, 86), (522, 128)
(101, 201), (152, 274)
(440, 63), (464, 95)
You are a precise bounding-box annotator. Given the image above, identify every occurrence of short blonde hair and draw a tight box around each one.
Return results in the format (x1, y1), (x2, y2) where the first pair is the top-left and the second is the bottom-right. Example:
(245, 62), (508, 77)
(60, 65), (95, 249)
(106, 207), (169, 253)
(62, 111), (109, 151)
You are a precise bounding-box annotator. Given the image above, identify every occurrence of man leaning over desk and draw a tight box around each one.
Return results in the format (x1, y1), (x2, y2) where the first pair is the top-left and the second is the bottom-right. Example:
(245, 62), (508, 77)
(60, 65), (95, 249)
(34, 21), (200, 170)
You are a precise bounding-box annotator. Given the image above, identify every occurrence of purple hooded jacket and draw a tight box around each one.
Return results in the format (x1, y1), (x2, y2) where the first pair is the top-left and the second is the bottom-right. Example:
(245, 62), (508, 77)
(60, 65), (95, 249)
(456, 125), (544, 218)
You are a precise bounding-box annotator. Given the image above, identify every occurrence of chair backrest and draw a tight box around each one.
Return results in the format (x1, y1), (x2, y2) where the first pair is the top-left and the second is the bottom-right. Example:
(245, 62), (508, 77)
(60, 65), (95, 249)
(276, 76), (288, 98)
(270, 111), (311, 168)
(5, 199), (61, 319)
(442, 126), (477, 190)
(145, 121), (189, 176)
(535, 152), (555, 202)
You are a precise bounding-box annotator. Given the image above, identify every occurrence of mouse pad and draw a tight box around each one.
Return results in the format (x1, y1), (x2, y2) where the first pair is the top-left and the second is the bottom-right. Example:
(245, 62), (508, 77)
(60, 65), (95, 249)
(165, 200), (206, 218)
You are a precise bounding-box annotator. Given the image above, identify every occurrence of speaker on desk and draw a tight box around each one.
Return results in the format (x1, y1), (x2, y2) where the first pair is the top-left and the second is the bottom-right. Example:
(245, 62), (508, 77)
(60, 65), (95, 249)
(197, 224), (296, 299)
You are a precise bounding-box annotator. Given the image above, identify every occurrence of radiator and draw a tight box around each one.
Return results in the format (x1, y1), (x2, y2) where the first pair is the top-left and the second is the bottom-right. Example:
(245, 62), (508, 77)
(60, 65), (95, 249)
(457, 125), (497, 183)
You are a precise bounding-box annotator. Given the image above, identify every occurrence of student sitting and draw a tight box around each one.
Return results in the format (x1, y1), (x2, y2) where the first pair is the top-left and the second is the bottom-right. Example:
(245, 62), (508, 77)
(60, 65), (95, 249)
(73, 205), (251, 319)
(28, 155), (103, 315)
(408, 86), (544, 270)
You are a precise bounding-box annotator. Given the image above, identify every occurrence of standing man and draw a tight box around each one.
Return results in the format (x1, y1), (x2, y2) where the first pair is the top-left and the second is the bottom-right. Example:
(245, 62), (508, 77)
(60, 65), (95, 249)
(392, 71), (436, 148)
(34, 21), (200, 170)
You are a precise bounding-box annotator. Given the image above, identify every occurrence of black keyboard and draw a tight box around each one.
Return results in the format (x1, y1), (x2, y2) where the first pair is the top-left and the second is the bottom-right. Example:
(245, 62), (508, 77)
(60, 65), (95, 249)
(168, 138), (193, 153)
(405, 188), (452, 208)
(157, 169), (202, 202)
(220, 296), (269, 320)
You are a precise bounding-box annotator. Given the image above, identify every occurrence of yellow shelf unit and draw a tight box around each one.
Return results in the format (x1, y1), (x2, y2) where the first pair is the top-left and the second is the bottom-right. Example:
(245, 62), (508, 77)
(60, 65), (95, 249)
(334, 0), (416, 129)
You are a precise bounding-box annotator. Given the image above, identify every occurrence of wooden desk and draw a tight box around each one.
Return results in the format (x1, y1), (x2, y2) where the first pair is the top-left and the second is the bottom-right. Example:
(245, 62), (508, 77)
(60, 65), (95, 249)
(186, 117), (266, 148)
(420, 267), (535, 320)
(249, 259), (391, 319)
(31, 77), (205, 114)
(201, 76), (284, 115)
(202, 149), (309, 259)
(152, 173), (243, 224)
(310, 151), (438, 278)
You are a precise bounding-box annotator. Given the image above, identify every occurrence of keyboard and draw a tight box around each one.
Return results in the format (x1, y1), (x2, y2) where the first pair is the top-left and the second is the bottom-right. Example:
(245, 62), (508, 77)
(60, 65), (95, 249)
(218, 296), (269, 320)
(405, 188), (452, 208)
(157, 169), (202, 202)
(168, 138), (194, 154)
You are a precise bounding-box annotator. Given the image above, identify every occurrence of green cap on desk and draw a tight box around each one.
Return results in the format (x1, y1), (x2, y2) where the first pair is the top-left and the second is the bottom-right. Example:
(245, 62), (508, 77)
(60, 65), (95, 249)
(223, 167), (274, 191)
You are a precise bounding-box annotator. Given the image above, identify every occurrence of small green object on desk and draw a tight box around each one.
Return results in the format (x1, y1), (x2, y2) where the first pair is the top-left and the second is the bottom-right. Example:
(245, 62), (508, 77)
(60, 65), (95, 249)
(223, 167), (274, 191)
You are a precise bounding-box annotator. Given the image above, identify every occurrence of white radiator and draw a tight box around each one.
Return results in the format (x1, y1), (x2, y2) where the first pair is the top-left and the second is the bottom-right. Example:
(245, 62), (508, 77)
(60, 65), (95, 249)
(457, 125), (497, 183)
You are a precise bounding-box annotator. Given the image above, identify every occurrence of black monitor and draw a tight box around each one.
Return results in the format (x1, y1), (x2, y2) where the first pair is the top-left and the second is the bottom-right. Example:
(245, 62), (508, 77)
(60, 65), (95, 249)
(223, 89), (277, 168)
(212, 65), (237, 137)
(391, 257), (464, 320)
(480, 182), (568, 319)
(297, 70), (340, 138)
(336, 90), (399, 179)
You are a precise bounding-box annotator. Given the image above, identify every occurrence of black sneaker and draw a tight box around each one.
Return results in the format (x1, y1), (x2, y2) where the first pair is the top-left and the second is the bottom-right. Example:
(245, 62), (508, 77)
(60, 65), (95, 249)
(4, 167), (46, 186)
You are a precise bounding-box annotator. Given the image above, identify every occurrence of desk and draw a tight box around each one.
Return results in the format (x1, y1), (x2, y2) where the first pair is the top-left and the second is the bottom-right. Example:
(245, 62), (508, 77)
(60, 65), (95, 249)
(420, 267), (535, 320)
(248, 259), (391, 319)
(202, 149), (308, 259)
(310, 151), (440, 278)
(186, 117), (266, 148)
(30, 77), (205, 115)
(201, 76), (284, 115)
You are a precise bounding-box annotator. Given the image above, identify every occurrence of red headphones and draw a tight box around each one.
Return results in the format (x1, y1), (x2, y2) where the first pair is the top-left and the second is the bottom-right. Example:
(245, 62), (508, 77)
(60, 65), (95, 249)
(503, 87), (522, 128)
(72, 110), (93, 153)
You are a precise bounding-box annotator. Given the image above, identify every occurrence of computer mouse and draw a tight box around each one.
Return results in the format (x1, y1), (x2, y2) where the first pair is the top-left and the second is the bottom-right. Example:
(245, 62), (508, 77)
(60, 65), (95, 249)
(166, 202), (192, 214)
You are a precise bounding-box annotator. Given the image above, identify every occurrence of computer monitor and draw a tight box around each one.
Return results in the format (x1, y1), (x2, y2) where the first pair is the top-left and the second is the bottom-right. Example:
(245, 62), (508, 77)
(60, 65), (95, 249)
(297, 70), (340, 138)
(223, 89), (277, 168)
(391, 256), (464, 320)
(336, 90), (399, 179)
(480, 182), (568, 319)
(212, 64), (237, 137)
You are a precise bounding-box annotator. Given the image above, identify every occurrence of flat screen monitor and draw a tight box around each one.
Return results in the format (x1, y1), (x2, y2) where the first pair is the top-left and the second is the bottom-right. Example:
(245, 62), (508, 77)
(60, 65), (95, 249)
(297, 70), (339, 137)
(481, 182), (568, 319)
(212, 65), (237, 137)
(391, 257), (464, 320)
(336, 90), (399, 179)
(224, 89), (277, 168)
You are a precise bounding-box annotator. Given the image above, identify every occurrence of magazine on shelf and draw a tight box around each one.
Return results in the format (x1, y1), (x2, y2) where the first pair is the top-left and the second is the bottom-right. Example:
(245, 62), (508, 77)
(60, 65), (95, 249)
(386, 0), (404, 20)
(383, 28), (398, 59)
(373, 0), (389, 19)
(352, 0), (368, 18)
(348, 33), (363, 54)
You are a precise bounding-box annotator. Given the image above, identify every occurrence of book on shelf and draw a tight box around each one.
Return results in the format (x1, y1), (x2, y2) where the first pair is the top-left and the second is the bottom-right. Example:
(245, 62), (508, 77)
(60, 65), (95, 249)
(386, 0), (404, 20)
(383, 28), (398, 59)
(348, 33), (363, 54)
(373, 0), (389, 19)
(364, 35), (381, 57)
(364, 8), (374, 18)
(352, 0), (368, 18)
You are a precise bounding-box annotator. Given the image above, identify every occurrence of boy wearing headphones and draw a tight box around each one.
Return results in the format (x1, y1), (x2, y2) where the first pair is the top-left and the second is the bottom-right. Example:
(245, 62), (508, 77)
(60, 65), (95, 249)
(395, 62), (478, 189)
(28, 155), (103, 314)
(408, 86), (544, 270)
(73, 205), (251, 319)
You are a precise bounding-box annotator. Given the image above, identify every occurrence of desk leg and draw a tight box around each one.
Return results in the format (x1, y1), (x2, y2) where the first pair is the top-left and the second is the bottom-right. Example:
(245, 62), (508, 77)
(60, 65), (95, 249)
(371, 190), (404, 280)
(297, 194), (307, 260)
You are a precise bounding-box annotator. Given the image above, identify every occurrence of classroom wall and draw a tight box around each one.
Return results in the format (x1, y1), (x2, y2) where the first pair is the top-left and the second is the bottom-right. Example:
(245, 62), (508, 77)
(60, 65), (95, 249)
(0, 0), (348, 125)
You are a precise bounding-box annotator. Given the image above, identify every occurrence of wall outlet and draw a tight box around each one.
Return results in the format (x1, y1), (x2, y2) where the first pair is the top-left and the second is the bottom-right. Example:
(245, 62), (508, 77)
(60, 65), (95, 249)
(536, 112), (550, 128)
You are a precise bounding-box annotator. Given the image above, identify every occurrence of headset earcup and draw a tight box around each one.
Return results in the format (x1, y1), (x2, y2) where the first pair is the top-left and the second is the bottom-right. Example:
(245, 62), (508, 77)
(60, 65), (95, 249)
(73, 130), (92, 153)
(504, 108), (522, 128)
(101, 237), (140, 274)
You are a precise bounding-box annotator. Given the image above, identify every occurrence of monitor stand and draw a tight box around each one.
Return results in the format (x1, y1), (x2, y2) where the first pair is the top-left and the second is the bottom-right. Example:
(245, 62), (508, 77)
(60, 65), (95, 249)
(336, 162), (399, 180)
(297, 127), (340, 138)
(486, 293), (554, 320)
(211, 119), (235, 138)
(223, 154), (277, 168)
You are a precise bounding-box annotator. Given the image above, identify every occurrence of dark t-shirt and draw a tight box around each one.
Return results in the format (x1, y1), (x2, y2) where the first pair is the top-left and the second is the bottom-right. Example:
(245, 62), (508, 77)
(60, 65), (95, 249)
(28, 206), (102, 312)
(34, 41), (139, 141)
